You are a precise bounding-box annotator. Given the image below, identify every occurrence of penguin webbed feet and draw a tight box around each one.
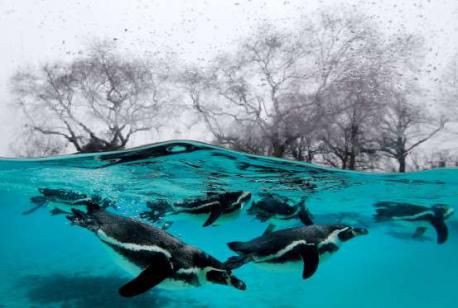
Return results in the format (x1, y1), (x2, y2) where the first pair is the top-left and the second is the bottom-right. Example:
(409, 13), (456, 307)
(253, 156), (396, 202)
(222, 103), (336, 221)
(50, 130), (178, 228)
(412, 226), (427, 239)
(223, 255), (248, 270)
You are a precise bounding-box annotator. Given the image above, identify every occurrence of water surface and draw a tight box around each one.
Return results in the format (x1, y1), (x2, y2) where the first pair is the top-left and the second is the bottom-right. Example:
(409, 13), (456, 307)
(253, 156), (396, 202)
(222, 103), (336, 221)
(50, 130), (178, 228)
(1, 140), (457, 307)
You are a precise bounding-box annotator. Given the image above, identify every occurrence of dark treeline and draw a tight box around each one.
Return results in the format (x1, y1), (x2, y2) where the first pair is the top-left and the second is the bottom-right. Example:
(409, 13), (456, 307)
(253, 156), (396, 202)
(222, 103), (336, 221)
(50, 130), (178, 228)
(10, 9), (457, 172)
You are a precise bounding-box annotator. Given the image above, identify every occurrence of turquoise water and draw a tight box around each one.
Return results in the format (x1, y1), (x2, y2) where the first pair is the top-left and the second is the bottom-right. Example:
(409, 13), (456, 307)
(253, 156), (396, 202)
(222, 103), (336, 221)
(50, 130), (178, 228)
(0, 140), (457, 307)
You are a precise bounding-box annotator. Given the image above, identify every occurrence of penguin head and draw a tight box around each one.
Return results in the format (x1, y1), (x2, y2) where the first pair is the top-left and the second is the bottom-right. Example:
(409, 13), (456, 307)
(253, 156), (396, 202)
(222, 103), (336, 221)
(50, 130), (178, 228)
(30, 195), (48, 206)
(66, 208), (101, 232)
(144, 199), (173, 221)
(220, 191), (252, 210)
(229, 191), (252, 206)
(205, 269), (246, 291)
(432, 204), (454, 220)
(336, 225), (369, 242)
(38, 188), (55, 197)
(229, 275), (247, 291)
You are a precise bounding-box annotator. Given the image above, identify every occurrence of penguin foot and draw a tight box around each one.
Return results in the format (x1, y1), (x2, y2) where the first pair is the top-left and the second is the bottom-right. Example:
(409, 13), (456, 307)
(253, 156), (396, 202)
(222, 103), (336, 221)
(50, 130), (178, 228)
(223, 256), (248, 270)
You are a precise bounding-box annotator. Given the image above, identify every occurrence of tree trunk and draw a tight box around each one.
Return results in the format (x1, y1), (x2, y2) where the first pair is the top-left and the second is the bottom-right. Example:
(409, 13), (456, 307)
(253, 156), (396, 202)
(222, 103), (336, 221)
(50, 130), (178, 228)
(349, 152), (356, 170)
(306, 151), (313, 163)
(398, 155), (406, 173)
(341, 156), (347, 169)
(272, 144), (286, 158)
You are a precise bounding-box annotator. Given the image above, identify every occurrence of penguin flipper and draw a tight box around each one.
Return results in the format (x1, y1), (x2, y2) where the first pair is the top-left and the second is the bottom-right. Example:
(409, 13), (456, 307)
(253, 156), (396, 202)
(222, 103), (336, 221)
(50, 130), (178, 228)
(297, 244), (319, 279)
(430, 217), (448, 244)
(119, 253), (172, 297)
(203, 202), (223, 227)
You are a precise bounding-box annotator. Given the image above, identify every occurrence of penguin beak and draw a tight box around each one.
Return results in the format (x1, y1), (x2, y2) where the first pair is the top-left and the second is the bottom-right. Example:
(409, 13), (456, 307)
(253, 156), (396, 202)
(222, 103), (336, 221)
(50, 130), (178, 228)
(206, 269), (247, 291)
(445, 208), (455, 219)
(353, 227), (369, 236)
(30, 195), (48, 206)
(230, 276), (247, 291)
(66, 209), (84, 225)
(66, 209), (100, 231)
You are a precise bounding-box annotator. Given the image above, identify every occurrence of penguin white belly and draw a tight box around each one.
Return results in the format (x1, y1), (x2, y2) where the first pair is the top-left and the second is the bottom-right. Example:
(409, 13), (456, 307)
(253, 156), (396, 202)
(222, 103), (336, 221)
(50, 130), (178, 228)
(254, 245), (338, 273)
(159, 278), (197, 290)
(160, 268), (207, 290)
(254, 260), (302, 272)
(104, 245), (143, 276)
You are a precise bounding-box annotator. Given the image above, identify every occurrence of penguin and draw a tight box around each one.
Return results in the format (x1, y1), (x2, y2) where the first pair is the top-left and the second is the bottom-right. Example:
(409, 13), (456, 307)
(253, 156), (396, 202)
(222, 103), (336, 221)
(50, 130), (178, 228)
(140, 191), (251, 227)
(66, 203), (246, 297)
(374, 201), (454, 244)
(24, 188), (115, 215)
(224, 224), (368, 279)
(247, 194), (314, 234)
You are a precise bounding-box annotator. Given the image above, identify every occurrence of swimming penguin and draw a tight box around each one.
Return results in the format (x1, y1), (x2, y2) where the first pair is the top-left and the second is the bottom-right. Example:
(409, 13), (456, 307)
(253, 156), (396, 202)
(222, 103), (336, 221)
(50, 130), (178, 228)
(224, 224), (368, 279)
(374, 201), (454, 244)
(66, 203), (246, 297)
(24, 188), (115, 215)
(140, 191), (251, 227)
(247, 194), (314, 234)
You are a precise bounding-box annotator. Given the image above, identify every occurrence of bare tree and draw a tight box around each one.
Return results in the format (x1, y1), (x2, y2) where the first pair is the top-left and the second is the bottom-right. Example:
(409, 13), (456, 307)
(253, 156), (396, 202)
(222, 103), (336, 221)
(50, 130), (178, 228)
(377, 92), (445, 172)
(306, 11), (388, 169)
(319, 68), (383, 170)
(183, 9), (429, 169)
(315, 10), (429, 171)
(11, 41), (174, 155)
(180, 24), (325, 158)
(441, 52), (458, 120)
(10, 127), (66, 158)
(288, 136), (323, 163)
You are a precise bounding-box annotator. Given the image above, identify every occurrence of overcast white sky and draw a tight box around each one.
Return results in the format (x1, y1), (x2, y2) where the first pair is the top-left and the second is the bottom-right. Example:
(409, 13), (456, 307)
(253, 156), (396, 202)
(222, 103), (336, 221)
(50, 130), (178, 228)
(0, 0), (457, 157)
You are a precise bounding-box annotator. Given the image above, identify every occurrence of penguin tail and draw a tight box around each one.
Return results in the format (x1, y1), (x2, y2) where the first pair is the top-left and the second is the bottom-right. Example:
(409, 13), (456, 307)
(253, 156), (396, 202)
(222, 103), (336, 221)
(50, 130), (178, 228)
(223, 255), (249, 270)
(430, 217), (448, 244)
